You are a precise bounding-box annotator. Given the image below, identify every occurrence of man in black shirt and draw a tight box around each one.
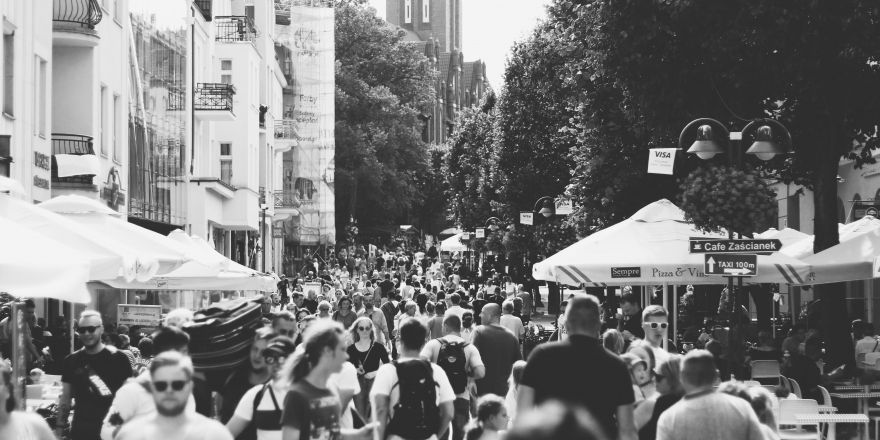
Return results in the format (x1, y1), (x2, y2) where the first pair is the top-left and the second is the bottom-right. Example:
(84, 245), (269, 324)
(378, 273), (396, 300)
(618, 290), (644, 341)
(518, 296), (637, 440)
(58, 310), (132, 440)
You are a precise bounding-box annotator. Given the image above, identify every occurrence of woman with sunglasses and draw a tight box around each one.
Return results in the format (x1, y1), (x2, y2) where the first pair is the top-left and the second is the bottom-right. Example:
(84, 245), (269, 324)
(279, 320), (375, 440)
(345, 317), (389, 419)
(227, 337), (297, 440)
(0, 361), (55, 440)
(634, 354), (683, 440)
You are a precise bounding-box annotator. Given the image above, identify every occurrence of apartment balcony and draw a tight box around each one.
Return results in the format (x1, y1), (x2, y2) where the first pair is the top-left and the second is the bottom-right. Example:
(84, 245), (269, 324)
(215, 16), (257, 43)
(273, 191), (301, 209)
(166, 88), (185, 112)
(53, 0), (103, 47)
(194, 83), (235, 121)
(275, 0), (291, 25)
(194, 0), (213, 22)
(52, 133), (98, 189)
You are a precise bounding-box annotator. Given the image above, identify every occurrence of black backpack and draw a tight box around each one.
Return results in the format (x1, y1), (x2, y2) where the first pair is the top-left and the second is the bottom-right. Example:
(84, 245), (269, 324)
(436, 338), (468, 394)
(387, 359), (440, 439)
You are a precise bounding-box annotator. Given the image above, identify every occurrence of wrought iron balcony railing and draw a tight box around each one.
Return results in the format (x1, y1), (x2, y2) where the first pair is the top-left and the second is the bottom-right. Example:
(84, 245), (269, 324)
(215, 16), (257, 43)
(275, 0), (291, 25)
(53, 0), (103, 30)
(274, 120), (300, 140)
(166, 88), (185, 112)
(194, 0), (213, 22)
(52, 133), (96, 185)
(274, 191), (301, 209)
(194, 83), (235, 112)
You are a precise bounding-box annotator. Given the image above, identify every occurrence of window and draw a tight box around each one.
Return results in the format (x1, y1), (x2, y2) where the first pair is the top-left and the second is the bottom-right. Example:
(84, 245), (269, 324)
(220, 59), (232, 84)
(220, 143), (233, 185)
(100, 85), (108, 154)
(3, 32), (14, 116)
(35, 57), (47, 136)
(113, 94), (121, 161)
(404, 0), (412, 23)
(422, 0), (430, 22)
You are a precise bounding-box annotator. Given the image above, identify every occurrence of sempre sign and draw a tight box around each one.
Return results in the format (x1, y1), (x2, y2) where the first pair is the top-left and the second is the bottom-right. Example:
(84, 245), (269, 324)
(611, 267), (641, 278)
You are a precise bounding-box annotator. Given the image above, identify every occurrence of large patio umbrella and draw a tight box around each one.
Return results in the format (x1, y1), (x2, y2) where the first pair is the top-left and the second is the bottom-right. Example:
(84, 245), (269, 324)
(754, 227), (811, 252)
(37, 195), (197, 276)
(0, 217), (91, 303)
(533, 199), (810, 286)
(101, 231), (278, 291)
(802, 226), (880, 285)
(781, 215), (880, 260)
(439, 233), (468, 252)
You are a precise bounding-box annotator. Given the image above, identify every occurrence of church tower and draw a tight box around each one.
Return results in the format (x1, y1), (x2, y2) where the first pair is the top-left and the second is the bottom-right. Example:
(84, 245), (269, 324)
(386, 0), (462, 53)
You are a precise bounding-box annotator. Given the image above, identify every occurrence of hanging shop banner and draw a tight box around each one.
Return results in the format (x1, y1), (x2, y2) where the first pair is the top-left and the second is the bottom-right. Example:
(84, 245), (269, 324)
(647, 148), (677, 175)
(520, 212), (534, 225)
(118, 304), (162, 328)
(555, 198), (574, 215)
(475, 228), (486, 239)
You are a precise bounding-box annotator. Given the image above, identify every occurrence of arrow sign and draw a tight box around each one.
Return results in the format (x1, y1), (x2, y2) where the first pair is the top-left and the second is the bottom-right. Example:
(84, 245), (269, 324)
(689, 239), (782, 254)
(704, 253), (758, 276)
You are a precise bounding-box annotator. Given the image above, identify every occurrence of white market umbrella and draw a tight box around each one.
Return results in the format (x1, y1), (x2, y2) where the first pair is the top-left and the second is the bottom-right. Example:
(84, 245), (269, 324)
(0, 195), (152, 281)
(803, 226), (880, 284)
(754, 227), (811, 252)
(101, 231), (278, 292)
(533, 199), (811, 286)
(439, 233), (468, 252)
(38, 195), (197, 275)
(0, 217), (91, 303)
(781, 215), (880, 260)
(0, 176), (26, 199)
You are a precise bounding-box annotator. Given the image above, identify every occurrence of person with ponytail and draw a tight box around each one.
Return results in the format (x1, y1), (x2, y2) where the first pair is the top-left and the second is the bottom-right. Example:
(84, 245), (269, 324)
(464, 394), (508, 440)
(279, 320), (374, 440)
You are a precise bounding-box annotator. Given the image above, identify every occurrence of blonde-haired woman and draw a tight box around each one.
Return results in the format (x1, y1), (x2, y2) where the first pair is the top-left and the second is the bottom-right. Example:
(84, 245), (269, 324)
(346, 317), (389, 419)
(635, 354), (684, 440)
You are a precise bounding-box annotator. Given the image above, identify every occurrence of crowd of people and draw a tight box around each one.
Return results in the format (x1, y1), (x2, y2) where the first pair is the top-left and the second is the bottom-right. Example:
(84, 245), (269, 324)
(0, 245), (835, 440)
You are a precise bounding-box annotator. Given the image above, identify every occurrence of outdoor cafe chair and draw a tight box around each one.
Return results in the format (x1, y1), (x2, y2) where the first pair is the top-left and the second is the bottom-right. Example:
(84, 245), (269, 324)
(752, 360), (782, 385)
(778, 398), (821, 440)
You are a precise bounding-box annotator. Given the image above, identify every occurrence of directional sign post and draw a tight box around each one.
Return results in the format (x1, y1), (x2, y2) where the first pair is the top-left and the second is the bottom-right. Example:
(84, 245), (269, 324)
(704, 253), (758, 277)
(689, 239), (782, 254)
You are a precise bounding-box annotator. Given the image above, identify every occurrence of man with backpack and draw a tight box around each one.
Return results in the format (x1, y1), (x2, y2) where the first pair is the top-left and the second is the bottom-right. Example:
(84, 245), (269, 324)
(420, 315), (485, 440)
(371, 318), (455, 440)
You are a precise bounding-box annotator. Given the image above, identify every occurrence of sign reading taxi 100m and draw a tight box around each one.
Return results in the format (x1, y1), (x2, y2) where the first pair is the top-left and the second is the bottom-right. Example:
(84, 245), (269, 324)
(688, 239), (782, 254)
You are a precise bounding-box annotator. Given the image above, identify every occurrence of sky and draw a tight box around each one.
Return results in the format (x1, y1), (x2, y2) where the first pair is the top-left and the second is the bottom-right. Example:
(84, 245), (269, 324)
(366, 0), (552, 91)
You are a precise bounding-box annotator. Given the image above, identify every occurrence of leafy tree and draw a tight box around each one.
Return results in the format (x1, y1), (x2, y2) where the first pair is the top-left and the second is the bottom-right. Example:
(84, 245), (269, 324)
(334, 0), (437, 238)
(550, 0), (880, 368)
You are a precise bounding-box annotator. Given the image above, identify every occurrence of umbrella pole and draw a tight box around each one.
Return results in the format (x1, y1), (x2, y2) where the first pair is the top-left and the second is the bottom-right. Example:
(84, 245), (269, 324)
(663, 283), (668, 350)
(672, 284), (678, 351)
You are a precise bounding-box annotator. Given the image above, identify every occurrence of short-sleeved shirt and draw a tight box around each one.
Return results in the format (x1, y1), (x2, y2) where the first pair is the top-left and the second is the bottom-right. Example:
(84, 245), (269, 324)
(281, 380), (342, 440)
(369, 357), (456, 424)
(471, 325), (521, 396)
(62, 347), (132, 439)
(420, 335), (484, 399)
(520, 334), (634, 438)
(499, 315), (524, 342)
(347, 342), (390, 374)
(327, 362), (361, 429)
(656, 391), (764, 440)
(234, 382), (287, 440)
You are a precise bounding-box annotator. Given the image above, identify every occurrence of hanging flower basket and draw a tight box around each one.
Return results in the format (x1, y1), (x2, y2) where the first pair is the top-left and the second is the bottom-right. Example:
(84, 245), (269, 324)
(679, 165), (777, 236)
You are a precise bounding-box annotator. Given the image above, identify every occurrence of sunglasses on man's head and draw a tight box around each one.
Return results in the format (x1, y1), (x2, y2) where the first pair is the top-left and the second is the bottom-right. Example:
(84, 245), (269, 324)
(644, 322), (668, 329)
(77, 325), (102, 334)
(153, 380), (188, 392)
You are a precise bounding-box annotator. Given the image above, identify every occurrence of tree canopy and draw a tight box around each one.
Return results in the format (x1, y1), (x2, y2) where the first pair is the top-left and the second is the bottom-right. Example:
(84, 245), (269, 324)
(334, 0), (438, 239)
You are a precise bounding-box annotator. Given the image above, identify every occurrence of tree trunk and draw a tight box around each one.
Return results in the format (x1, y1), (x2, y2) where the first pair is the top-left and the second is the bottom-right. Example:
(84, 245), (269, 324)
(811, 123), (852, 369)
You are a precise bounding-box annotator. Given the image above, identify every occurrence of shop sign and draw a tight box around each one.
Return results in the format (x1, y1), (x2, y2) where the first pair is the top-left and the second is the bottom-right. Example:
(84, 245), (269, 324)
(647, 148), (677, 175)
(611, 267), (641, 278)
(704, 253), (757, 276)
(117, 304), (162, 327)
(475, 228), (485, 239)
(520, 212), (533, 225)
(33, 152), (51, 170)
(33, 175), (49, 189)
(555, 198), (574, 215)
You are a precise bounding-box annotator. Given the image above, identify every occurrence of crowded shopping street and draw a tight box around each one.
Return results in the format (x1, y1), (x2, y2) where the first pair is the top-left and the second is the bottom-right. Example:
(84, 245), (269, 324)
(6, 0), (880, 440)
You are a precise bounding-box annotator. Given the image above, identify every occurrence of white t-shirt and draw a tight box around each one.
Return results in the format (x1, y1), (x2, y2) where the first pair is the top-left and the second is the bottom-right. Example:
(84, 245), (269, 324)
(420, 335), (484, 399)
(370, 357), (456, 440)
(233, 382), (287, 440)
(499, 315), (524, 342)
(327, 362), (361, 429)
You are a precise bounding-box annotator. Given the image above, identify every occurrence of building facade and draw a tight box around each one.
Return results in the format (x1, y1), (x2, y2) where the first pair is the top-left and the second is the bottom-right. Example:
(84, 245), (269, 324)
(385, 0), (489, 145)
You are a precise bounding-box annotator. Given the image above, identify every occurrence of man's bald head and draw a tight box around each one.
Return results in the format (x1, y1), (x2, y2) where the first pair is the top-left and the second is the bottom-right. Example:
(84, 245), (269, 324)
(563, 295), (601, 336)
(480, 303), (501, 325)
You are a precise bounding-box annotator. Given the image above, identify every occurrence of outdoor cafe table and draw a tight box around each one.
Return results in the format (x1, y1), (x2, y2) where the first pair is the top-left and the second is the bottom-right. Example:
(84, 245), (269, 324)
(829, 391), (880, 414)
(795, 414), (868, 440)
(834, 384), (880, 391)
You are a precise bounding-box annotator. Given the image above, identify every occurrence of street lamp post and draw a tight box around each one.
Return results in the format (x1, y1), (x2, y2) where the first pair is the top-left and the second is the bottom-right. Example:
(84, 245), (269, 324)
(533, 196), (555, 219)
(679, 117), (792, 317)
